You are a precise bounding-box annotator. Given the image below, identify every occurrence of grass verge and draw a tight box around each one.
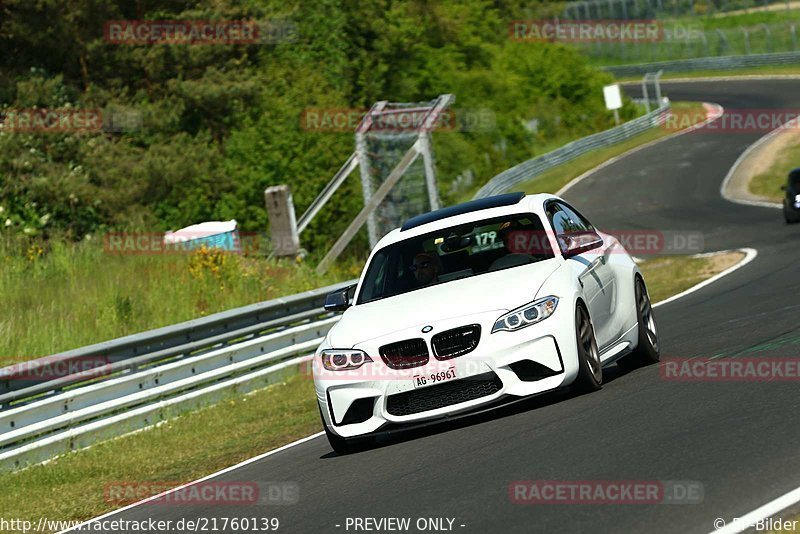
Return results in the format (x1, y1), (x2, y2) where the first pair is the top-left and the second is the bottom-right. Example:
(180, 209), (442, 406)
(0, 240), (360, 367)
(750, 133), (800, 202)
(615, 64), (800, 83)
(639, 251), (745, 303)
(0, 373), (320, 530)
(518, 101), (707, 196)
(0, 251), (747, 532)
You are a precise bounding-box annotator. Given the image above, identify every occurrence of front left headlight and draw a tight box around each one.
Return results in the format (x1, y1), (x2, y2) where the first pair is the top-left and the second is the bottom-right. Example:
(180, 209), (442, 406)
(492, 296), (558, 333)
(320, 349), (373, 371)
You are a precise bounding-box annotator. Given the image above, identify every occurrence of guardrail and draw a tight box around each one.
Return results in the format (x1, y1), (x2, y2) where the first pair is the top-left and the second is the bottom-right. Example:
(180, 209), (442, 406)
(0, 280), (356, 471)
(0, 280), (355, 409)
(603, 51), (800, 78)
(473, 99), (671, 199)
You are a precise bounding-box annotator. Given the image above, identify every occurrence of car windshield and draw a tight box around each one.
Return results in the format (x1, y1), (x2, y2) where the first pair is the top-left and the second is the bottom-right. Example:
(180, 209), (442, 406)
(356, 213), (554, 304)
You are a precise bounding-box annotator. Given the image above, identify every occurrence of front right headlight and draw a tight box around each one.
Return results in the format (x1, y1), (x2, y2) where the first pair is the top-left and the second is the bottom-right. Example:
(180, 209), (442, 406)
(492, 296), (558, 333)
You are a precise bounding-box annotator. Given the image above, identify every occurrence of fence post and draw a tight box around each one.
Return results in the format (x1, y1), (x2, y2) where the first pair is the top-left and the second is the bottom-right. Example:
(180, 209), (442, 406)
(264, 185), (300, 257)
(743, 28), (751, 55)
(716, 29), (729, 55)
(763, 24), (772, 53)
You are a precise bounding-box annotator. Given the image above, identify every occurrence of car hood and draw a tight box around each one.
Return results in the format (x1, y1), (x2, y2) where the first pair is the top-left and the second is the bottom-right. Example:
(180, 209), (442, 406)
(328, 259), (562, 347)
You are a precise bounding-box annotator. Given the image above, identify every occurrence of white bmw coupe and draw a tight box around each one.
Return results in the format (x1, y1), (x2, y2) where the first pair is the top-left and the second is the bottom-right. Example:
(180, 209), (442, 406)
(313, 192), (659, 453)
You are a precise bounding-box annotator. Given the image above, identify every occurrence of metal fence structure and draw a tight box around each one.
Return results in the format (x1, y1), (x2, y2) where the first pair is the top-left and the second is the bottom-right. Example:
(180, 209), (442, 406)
(0, 280), (355, 471)
(472, 99), (671, 199)
(585, 22), (800, 66)
(603, 49), (800, 76)
(562, 0), (791, 20)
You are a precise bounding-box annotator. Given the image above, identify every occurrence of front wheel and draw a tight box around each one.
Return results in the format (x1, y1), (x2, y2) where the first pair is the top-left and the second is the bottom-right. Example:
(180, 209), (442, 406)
(784, 206), (800, 224)
(572, 303), (602, 392)
(618, 278), (660, 371)
(319, 406), (360, 455)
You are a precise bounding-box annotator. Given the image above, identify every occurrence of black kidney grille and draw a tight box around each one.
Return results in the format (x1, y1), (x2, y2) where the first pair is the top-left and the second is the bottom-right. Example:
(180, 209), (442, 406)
(386, 371), (502, 416)
(432, 324), (481, 360)
(379, 338), (429, 369)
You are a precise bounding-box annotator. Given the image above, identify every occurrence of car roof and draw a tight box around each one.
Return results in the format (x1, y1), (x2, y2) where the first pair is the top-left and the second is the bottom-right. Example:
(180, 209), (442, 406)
(376, 193), (557, 248)
(401, 192), (526, 231)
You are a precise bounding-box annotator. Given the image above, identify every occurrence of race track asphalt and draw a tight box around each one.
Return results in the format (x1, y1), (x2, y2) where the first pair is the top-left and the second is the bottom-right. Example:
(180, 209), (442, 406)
(73, 79), (800, 534)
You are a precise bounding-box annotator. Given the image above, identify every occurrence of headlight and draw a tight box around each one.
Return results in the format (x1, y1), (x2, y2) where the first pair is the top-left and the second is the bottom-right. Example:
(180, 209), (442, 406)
(321, 349), (373, 371)
(492, 296), (558, 333)
(794, 194), (800, 203)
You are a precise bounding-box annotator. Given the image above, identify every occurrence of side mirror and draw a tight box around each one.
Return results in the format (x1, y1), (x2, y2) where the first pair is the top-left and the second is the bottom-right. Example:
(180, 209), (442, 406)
(559, 231), (604, 258)
(324, 284), (356, 312)
(781, 185), (787, 191)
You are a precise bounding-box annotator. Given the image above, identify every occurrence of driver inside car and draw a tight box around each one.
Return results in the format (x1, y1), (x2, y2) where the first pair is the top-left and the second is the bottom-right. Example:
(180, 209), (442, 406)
(411, 251), (441, 286)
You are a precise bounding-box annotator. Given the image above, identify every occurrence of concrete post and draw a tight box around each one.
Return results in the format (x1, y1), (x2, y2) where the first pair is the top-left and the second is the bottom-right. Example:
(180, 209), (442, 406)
(264, 185), (300, 257)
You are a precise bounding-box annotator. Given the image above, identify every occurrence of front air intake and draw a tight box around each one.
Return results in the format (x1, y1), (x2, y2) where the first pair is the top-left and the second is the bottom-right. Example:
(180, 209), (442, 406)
(431, 324), (481, 360)
(379, 338), (429, 369)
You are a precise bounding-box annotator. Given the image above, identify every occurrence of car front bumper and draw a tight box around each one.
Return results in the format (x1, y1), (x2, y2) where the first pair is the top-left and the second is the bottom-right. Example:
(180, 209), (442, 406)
(313, 304), (580, 439)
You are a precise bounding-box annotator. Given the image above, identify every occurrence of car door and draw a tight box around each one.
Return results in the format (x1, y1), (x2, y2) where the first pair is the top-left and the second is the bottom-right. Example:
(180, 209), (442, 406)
(545, 201), (615, 350)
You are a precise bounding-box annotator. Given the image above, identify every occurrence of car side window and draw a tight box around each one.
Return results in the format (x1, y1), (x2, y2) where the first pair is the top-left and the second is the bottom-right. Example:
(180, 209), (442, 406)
(546, 202), (592, 235)
(546, 201), (599, 256)
(358, 251), (388, 302)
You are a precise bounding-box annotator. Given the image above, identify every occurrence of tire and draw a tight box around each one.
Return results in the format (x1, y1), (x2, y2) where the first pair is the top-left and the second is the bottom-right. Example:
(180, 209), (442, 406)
(784, 207), (800, 224)
(618, 277), (660, 371)
(318, 405), (359, 455)
(572, 303), (602, 392)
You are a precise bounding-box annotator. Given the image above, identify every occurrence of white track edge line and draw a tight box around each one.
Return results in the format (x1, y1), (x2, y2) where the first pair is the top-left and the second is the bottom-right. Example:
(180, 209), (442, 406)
(59, 431), (325, 533)
(708, 485), (800, 534)
(719, 127), (784, 209)
(653, 248), (757, 308)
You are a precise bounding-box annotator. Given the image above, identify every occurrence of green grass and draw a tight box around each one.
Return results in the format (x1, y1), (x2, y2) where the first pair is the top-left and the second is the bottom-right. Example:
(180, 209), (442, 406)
(0, 238), (361, 367)
(615, 63), (800, 83)
(517, 102), (707, 196)
(639, 252), (743, 303)
(0, 251), (746, 532)
(750, 134), (800, 201)
(0, 373), (320, 531)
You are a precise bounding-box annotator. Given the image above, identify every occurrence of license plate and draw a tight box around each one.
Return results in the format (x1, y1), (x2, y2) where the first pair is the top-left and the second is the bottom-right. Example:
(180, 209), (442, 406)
(412, 366), (457, 389)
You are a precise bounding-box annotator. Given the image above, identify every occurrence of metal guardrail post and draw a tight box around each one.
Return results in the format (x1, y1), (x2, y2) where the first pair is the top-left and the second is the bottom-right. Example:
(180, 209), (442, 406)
(654, 70), (663, 105)
(297, 153), (359, 235)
